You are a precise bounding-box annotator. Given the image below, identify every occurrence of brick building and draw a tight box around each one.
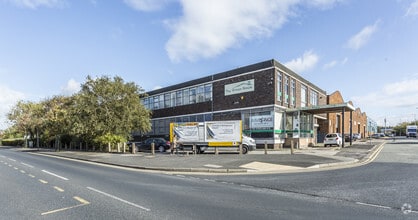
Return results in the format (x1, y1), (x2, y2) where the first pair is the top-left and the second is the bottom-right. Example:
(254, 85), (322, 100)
(319, 91), (368, 139)
(139, 59), (359, 148)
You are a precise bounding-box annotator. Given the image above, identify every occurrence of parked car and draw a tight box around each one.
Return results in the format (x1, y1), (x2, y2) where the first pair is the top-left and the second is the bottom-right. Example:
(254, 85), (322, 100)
(353, 133), (361, 140)
(138, 138), (171, 153)
(324, 133), (342, 147)
(344, 133), (359, 142)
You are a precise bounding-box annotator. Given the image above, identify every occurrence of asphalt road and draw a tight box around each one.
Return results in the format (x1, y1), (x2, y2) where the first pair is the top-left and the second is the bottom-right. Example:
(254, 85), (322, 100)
(1, 139), (417, 219)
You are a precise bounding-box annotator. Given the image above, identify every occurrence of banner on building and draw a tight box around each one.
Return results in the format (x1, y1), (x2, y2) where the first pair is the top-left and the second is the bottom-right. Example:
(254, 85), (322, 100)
(250, 115), (274, 129)
(225, 79), (255, 96)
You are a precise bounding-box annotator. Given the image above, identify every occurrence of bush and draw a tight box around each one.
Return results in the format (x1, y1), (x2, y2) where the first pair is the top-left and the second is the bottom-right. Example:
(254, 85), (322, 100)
(1, 138), (25, 147)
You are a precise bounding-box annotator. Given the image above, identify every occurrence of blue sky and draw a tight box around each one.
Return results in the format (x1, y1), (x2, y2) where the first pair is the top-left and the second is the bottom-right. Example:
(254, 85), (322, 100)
(1, 0), (418, 129)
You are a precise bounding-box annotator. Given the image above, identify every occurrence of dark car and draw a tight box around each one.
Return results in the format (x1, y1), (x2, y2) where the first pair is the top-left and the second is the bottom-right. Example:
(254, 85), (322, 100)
(138, 138), (171, 153)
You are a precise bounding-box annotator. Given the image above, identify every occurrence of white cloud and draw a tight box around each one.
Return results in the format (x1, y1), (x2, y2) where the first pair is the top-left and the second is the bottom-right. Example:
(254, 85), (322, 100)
(61, 79), (80, 96)
(284, 50), (319, 73)
(406, 0), (418, 17)
(322, 57), (348, 70)
(352, 78), (418, 108)
(123, 0), (170, 11)
(165, 0), (300, 62)
(0, 85), (25, 129)
(346, 20), (380, 50)
(5, 0), (67, 9)
(305, 0), (344, 10)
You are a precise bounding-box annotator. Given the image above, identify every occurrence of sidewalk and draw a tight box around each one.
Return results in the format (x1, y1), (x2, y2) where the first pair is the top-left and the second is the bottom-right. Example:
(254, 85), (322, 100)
(23, 140), (385, 174)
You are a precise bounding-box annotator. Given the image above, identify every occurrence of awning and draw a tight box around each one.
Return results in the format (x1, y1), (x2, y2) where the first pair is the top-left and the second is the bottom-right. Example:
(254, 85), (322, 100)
(286, 102), (355, 114)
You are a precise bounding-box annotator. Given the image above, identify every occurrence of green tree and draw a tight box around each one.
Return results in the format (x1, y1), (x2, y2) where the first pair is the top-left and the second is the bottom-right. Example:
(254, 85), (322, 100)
(71, 75), (151, 148)
(7, 100), (44, 147)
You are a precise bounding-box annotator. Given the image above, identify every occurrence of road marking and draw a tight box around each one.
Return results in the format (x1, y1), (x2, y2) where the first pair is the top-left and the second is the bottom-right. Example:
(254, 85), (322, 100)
(87, 187), (150, 211)
(41, 196), (90, 216)
(54, 186), (65, 192)
(8, 164), (12, 167)
(14, 167), (18, 170)
(8, 158), (16, 162)
(42, 170), (69, 181)
(73, 196), (90, 205)
(28, 174), (35, 178)
(204, 164), (223, 168)
(21, 162), (34, 168)
(356, 202), (391, 209)
(20, 170), (26, 174)
(39, 179), (48, 184)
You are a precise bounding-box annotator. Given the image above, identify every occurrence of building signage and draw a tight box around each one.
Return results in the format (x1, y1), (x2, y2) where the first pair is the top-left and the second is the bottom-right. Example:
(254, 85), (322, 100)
(250, 115), (274, 129)
(225, 79), (254, 96)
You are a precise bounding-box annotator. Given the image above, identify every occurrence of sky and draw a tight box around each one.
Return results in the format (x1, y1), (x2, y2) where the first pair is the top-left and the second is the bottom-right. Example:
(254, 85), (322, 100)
(1, 0), (418, 129)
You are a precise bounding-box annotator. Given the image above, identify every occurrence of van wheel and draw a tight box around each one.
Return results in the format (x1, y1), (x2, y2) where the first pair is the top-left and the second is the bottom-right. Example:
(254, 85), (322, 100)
(242, 145), (249, 154)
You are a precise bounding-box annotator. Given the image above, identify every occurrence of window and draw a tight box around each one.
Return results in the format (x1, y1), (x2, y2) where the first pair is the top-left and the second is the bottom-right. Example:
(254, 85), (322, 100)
(159, 94), (164, 109)
(197, 85), (204, 103)
(153, 95), (159, 109)
(170, 92), (176, 107)
(189, 87), (196, 104)
(277, 72), (282, 102)
(301, 85), (307, 107)
(183, 89), (189, 105)
(310, 90), (318, 106)
(291, 79), (296, 106)
(284, 76), (289, 104)
(204, 84), (212, 101)
(142, 97), (149, 109)
(164, 93), (171, 108)
(148, 96), (154, 110)
(176, 91), (182, 106)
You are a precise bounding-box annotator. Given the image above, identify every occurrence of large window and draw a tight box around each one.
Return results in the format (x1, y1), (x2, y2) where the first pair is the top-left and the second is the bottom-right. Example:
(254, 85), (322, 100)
(204, 84), (212, 101)
(141, 83), (213, 110)
(310, 90), (318, 106)
(197, 85), (205, 102)
(189, 87), (196, 104)
(277, 72), (282, 102)
(176, 90), (182, 106)
(291, 79), (296, 106)
(301, 85), (307, 107)
(164, 93), (171, 108)
(284, 76), (289, 104)
(182, 89), (189, 105)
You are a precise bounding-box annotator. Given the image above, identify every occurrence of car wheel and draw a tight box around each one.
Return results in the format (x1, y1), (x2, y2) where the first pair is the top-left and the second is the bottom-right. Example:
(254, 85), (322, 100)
(158, 146), (165, 153)
(324, 144), (328, 147)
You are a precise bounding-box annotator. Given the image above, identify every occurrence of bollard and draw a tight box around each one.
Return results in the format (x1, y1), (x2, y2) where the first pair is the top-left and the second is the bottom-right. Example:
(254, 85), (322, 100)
(239, 144), (243, 155)
(290, 140), (294, 155)
(108, 142), (111, 153)
(264, 141), (268, 155)
(193, 144), (196, 155)
(215, 147), (219, 155)
(123, 142), (126, 153)
(132, 143), (136, 154)
(151, 142), (155, 155)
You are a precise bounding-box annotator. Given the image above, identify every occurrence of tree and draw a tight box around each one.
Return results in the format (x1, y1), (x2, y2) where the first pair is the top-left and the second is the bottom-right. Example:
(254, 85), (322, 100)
(7, 100), (44, 147)
(71, 75), (151, 148)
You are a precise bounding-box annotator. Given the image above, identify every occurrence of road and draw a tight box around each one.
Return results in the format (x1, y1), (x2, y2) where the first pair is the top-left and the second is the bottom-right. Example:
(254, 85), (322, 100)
(0, 139), (417, 219)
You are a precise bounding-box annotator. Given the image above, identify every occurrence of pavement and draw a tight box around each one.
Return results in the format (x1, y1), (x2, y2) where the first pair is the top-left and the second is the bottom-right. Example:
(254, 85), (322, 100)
(14, 139), (386, 174)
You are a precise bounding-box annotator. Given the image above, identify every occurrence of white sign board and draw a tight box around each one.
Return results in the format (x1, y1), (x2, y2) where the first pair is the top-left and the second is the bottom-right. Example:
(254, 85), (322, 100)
(225, 79), (255, 96)
(250, 115), (274, 129)
(205, 121), (241, 142)
(173, 123), (201, 142)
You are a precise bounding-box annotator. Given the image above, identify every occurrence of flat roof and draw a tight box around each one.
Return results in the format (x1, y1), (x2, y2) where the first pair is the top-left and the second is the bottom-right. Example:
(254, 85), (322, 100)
(286, 103), (356, 114)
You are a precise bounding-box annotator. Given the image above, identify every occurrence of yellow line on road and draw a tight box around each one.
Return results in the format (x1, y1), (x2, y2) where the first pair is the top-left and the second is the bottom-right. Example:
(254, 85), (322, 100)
(41, 196), (90, 216)
(73, 196), (90, 205)
(53, 186), (64, 192)
(39, 179), (48, 184)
